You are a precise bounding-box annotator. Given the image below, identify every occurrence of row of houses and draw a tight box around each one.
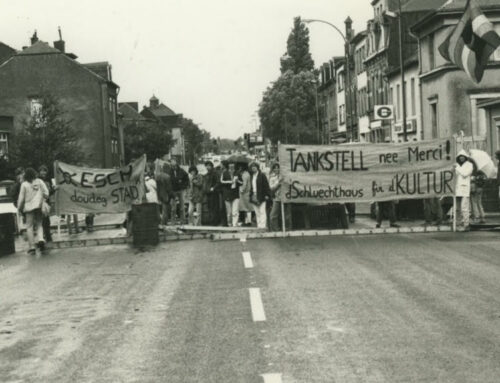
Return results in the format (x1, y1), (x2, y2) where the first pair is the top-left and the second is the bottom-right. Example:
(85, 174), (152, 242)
(317, 0), (500, 158)
(0, 31), (186, 169)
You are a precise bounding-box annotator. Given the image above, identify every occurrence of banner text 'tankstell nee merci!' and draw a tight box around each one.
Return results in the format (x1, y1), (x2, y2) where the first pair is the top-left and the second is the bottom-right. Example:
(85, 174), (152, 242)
(278, 139), (455, 203)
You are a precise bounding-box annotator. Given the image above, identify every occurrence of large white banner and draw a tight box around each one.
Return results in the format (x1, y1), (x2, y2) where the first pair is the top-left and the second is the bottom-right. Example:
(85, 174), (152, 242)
(278, 139), (455, 203)
(54, 156), (146, 214)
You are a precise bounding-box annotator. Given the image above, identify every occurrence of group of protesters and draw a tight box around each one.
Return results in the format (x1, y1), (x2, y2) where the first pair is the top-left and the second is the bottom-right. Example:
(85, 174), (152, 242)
(141, 157), (289, 230)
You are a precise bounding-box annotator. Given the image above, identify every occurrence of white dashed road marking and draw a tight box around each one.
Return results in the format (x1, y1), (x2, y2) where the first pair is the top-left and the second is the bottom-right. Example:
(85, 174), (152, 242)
(261, 373), (283, 383)
(242, 251), (254, 269)
(249, 288), (266, 322)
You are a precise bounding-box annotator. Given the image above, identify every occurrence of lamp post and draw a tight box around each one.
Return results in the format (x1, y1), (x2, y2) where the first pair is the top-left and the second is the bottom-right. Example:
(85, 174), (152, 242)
(397, 0), (408, 142)
(303, 18), (357, 142)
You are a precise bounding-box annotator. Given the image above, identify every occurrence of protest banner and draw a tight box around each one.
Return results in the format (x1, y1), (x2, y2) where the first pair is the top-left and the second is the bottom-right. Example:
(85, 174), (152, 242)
(278, 139), (455, 204)
(54, 155), (147, 214)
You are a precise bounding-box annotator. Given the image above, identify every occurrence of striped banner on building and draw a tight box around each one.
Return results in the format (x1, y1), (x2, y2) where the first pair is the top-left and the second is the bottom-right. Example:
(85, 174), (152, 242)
(439, 0), (500, 83)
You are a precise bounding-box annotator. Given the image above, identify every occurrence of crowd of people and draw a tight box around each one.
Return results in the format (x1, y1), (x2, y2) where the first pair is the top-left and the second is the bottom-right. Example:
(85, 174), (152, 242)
(141, 158), (281, 231)
(7, 149), (500, 254)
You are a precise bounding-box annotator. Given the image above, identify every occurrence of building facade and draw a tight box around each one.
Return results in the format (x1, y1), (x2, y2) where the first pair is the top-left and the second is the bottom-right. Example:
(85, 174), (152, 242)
(317, 59), (338, 144)
(0, 38), (121, 168)
(141, 96), (185, 163)
(411, 0), (500, 154)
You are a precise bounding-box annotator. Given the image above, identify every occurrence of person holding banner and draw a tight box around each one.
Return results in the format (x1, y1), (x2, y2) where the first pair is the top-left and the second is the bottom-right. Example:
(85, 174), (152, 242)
(203, 161), (219, 226)
(376, 201), (399, 229)
(249, 162), (271, 230)
(156, 163), (173, 226)
(17, 167), (49, 255)
(454, 150), (474, 231)
(269, 162), (291, 231)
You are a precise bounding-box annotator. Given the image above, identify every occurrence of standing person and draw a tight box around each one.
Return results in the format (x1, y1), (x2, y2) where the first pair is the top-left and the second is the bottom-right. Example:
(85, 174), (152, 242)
(376, 201), (399, 228)
(496, 150), (500, 209)
(10, 167), (25, 234)
(156, 163), (173, 226)
(269, 163), (291, 231)
(220, 162), (241, 227)
(17, 167), (49, 255)
(38, 165), (53, 242)
(217, 161), (228, 226)
(249, 162), (271, 230)
(454, 150), (474, 231)
(345, 203), (356, 224)
(169, 158), (189, 224)
(238, 163), (252, 226)
(470, 169), (486, 224)
(423, 197), (443, 226)
(145, 167), (159, 204)
(203, 161), (219, 226)
(188, 166), (203, 225)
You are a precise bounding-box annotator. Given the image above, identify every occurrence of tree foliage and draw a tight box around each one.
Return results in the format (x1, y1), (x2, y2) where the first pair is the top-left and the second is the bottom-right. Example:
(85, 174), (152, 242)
(10, 93), (85, 176)
(181, 118), (205, 164)
(124, 120), (172, 163)
(259, 16), (318, 145)
(280, 17), (315, 74)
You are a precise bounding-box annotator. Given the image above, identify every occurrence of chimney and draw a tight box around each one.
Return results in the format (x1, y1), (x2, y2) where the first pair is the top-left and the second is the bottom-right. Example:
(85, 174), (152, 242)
(149, 95), (159, 109)
(30, 31), (39, 45)
(344, 17), (353, 41)
(53, 27), (65, 53)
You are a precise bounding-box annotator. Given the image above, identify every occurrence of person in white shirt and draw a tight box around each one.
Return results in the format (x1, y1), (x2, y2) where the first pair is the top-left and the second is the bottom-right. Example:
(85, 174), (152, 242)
(454, 150), (474, 231)
(17, 167), (49, 254)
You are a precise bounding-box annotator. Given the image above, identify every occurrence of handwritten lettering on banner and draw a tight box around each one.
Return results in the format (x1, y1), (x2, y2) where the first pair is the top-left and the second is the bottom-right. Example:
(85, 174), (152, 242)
(278, 139), (455, 203)
(54, 156), (146, 214)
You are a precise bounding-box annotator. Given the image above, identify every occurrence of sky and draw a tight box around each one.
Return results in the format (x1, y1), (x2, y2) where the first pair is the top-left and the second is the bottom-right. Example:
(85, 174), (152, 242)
(2, 0), (373, 139)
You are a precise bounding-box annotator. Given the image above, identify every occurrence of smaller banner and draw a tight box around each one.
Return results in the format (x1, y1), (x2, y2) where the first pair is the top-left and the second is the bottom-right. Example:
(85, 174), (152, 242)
(279, 139), (455, 204)
(54, 156), (146, 214)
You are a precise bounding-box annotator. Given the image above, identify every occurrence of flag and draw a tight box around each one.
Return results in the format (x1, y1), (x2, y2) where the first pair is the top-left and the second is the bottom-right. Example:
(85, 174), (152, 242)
(439, 0), (500, 83)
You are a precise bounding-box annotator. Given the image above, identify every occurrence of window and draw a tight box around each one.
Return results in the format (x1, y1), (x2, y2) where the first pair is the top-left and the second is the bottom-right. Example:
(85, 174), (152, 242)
(430, 101), (439, 139)
(30, 98), (42, 117)
(109, 97), (117, 126)
(337, 72), (345, 92)
(428, 34), (436, 70)
(339, 105), (346, 125)
(0, 133), (8, 157)
(410, 78), (416, 116)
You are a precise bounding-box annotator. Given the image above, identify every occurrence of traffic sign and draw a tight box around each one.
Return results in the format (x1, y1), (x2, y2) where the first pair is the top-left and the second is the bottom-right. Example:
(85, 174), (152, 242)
(374, 105), (394, 120)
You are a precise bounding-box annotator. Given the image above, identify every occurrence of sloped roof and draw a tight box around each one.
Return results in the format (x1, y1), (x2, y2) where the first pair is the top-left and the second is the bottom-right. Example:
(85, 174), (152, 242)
(18, 41), (60, 55)
(149, 103), (177, 117)
(83, 62), (111, 81)
(119, 102), (145, 120)
(441, 0), (500, 11)
(403, 0), (448, 12)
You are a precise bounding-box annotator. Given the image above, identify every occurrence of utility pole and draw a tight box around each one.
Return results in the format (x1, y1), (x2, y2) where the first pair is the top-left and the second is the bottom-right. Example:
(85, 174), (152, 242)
(398, 0), (408, 142)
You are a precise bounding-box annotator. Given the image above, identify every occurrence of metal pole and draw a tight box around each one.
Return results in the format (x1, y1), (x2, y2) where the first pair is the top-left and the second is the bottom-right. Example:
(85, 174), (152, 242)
(398, 0), (408, 142)
(315, 85), (321, 144)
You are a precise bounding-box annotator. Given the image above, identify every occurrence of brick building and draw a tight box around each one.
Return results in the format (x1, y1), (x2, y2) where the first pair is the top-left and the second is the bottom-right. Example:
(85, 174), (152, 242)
(141, 96), (185, 163)
(317, 58), (338, 144)
(0, 35), (121, 168)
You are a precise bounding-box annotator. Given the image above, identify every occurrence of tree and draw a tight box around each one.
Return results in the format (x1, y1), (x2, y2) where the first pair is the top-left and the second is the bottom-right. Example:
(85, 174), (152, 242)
(181, 118), (204, 164)
(10, 93), (85, 175)
(259, 17), (318, 145)
(280, 17), (315, 74)
(123, 120), (172, 163)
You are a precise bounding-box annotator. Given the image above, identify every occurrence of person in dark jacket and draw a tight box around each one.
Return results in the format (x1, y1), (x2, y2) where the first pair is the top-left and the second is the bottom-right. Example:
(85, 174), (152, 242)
(203, 161), (219, 226)
(249, 162), (271, 229)
(38, 165), (54, 242)
(156, 163), (173, 225)
(220, 162), (242, 227)
(169, 158), (189, 224)
(188, 166), (204, 225)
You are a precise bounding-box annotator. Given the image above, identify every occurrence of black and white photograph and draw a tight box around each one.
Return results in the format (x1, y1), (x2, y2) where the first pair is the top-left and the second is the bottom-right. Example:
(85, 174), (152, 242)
(0, 0), (500, 382)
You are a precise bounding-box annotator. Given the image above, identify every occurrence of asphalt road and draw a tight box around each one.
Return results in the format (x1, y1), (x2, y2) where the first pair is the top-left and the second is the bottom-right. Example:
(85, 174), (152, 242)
(0, 231), (499, 382)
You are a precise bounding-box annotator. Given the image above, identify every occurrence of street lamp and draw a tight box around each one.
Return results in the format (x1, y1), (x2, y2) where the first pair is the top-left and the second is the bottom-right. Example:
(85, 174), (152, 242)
(386, 0), (408, 142)
(303, 18), (358, 142)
